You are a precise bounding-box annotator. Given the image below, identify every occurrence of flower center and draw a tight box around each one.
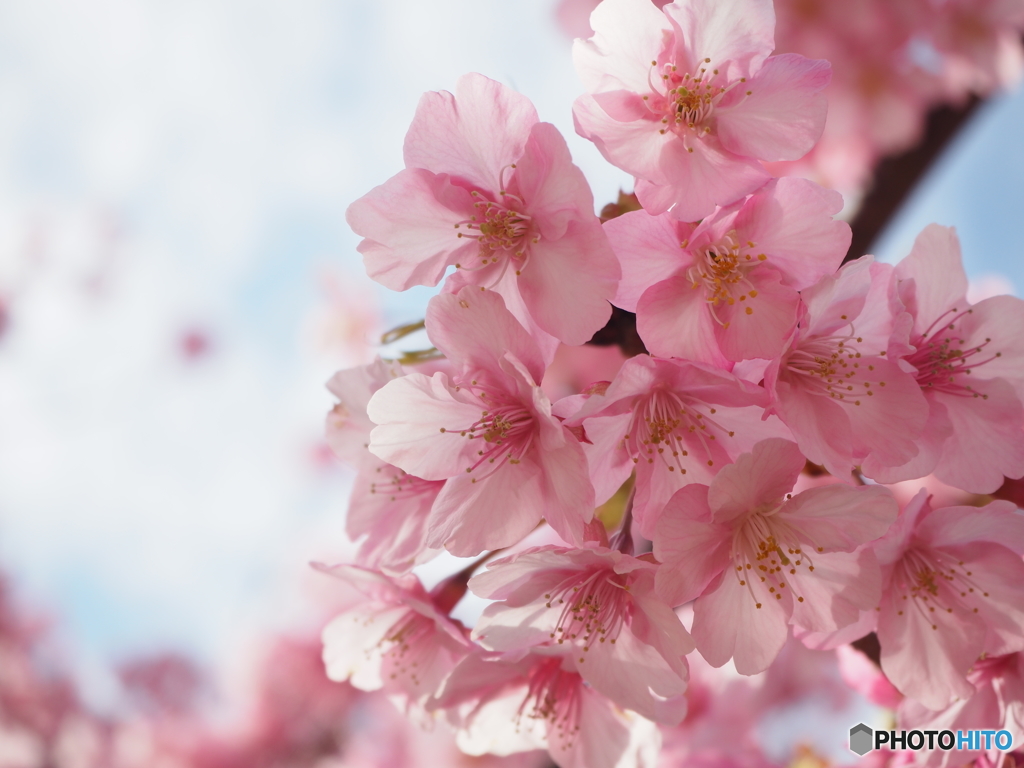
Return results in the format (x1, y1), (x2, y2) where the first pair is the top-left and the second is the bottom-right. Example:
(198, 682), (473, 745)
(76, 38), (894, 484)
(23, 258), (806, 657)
(623, 388), (735, 473)
(462, 199), (530, 255)
(543, 568), (631, 660)
(646, 57), (750, 146)
(453, 166), (539, 283)
(905, 307), (1000, 399)
(684, 231), (767, 326)
(518, 658), (584, 745)
(377, 610), (437, 688)
(892, 547), (991, 630)
(784, 328), (884, 407)
(441, 389), (536, 480)
(730, 505), (817, 609)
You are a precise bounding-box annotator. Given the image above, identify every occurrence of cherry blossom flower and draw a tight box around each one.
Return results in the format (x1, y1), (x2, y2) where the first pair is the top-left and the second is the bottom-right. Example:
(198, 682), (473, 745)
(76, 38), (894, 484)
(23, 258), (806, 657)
(572, 0), (831, 221)
(606, 177), (849, 364)
(347, 72), (620, 346)
(898, 652), (1024, 768)
(367, 287), (595, 556)
(764, 256), (929, 480)
(560, 354), (789, 537)
(432, 650), (660, 768)
(326, 359), (445, 575)
(469, 544), (693, 723)
(873, 490), (1024, 710)
(653, 438), (896, 674)
(861, 224), (1024, 493)
(317, 563), (472, 706)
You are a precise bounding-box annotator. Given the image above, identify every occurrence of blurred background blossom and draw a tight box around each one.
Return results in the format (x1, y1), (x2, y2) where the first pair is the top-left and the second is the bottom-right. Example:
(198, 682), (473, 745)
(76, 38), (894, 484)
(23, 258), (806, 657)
(0, 0), (1022, 765)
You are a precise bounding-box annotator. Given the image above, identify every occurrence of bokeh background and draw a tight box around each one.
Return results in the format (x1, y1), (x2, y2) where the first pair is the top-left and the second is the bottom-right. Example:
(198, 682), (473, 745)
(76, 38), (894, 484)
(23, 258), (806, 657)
(0, 0), (1021, 754)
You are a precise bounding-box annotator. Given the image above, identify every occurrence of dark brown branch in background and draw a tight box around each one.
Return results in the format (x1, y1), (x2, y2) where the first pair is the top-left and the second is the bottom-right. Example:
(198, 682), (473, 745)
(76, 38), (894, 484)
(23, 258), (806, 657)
(851, 632), (882, 666)
(587, 305), (647, 356)
(843, 94), (983, 263)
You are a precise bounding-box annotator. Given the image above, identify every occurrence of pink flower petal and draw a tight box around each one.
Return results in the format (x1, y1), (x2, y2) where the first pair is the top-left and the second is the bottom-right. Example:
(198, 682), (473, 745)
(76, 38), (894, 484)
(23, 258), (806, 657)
(716, 53), (830, 162)
(403, 72), (538, 191)
(605, 210), (694, 312)
(847, 357), (930, 468)
(517, 220), (618, 346)
(629, 574), (697, 667)
(955, 294), (1024, 398)
(593, 89), (653, 121)
(325, 358), (404, 462)
(549, 682), (661, 768)
(707, 438), (805, 523)
(470, 545), (592, 601)
(636, 275), (730, 366)
(581, 620), (688, 723)
(632, 441), (720, 536)
(918, 501), (1024, 555)
(768, 369), (856, 477)
(635, 138), (771, 221)
(693, 566), (790, 674)
(536, 440), (597, 546)
(427, 461), (547, 555)
(444, 266), (561, 364)
(878, 586), (982, 710)
(576, 411), (635, 505)
(654, 485), (733, 605)
(572, 0), (672, 95)
(346, 459), (443, 575)
(860, 389), (952, 484)
(779, 484), (897, 552)
(798, 255), (874, 339)
(940, 542), (1024, 658)
(471, 599), (562, 651)
(788, 549), (881, 634)
(347, 168), (477, 290)
(322, 604), (408, 690)
(573, 93), (673, 184)
(514, 121), (599, 242)
(713, 266), (800, 362)
(732, 177), (850, 290)
(426, 287), (548, 385)
(367, 371), (490, 481)
(663, 0), (775, 81)
(931, 377), (1024, 493)
(894, 224), (969, 336)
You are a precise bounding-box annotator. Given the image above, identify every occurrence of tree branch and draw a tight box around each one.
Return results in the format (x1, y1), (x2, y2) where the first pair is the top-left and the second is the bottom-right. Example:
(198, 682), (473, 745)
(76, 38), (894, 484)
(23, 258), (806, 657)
(844, 95), (983, 263)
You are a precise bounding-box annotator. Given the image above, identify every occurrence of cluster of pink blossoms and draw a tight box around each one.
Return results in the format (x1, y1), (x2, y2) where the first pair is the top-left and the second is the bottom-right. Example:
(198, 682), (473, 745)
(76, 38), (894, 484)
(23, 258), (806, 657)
(327, 1), (1024, 766)
(560, 0), (1024, 190)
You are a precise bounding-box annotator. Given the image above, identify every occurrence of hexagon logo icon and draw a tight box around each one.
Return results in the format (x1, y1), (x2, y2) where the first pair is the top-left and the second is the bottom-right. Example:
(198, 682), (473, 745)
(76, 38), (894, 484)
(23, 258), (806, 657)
(850, 723), (874, 756)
